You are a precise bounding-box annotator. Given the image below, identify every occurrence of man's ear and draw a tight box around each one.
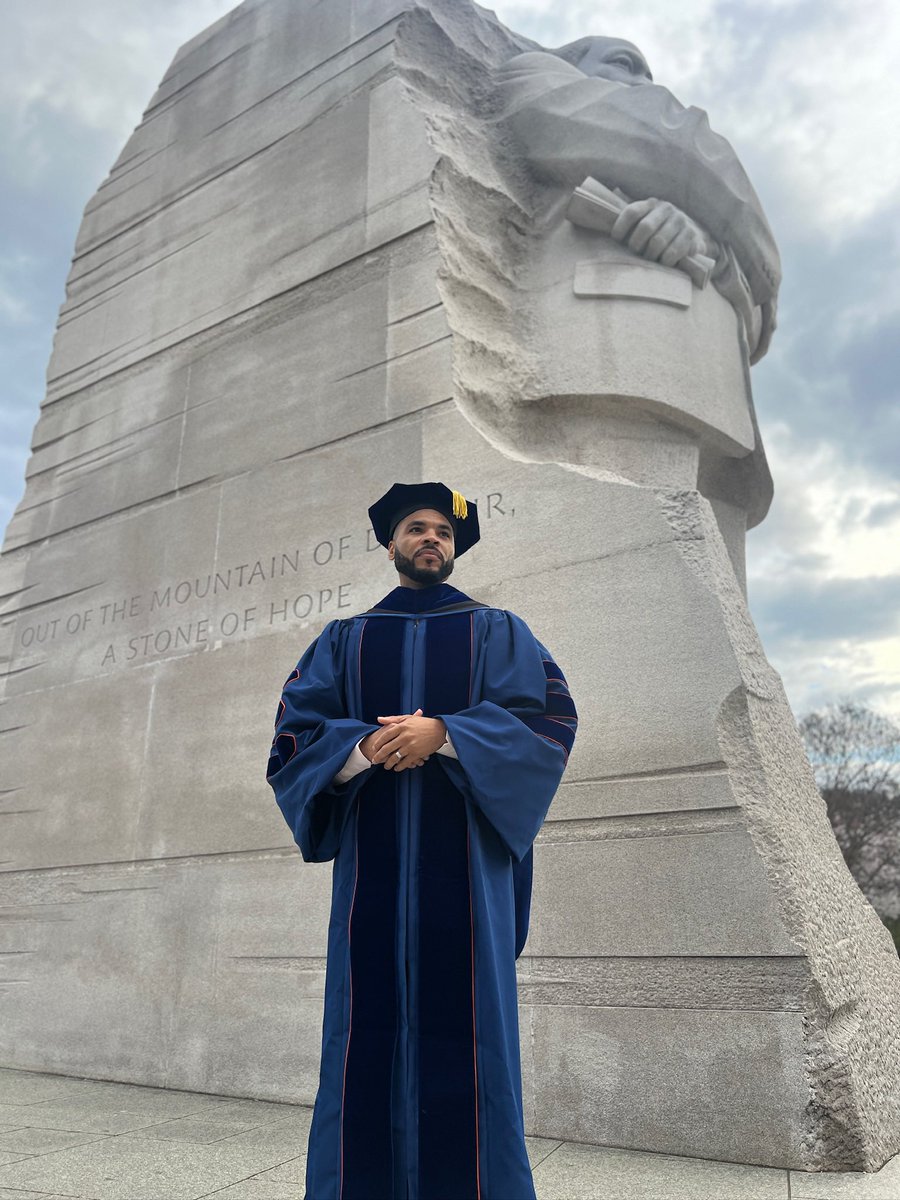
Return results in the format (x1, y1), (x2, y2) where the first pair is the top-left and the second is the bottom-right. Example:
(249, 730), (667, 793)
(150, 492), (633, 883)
(388, 539), (395, 561)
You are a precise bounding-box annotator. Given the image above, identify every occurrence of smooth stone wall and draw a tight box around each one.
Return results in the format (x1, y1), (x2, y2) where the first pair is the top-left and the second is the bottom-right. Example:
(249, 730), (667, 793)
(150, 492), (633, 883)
(522, 1005), (808, 1167)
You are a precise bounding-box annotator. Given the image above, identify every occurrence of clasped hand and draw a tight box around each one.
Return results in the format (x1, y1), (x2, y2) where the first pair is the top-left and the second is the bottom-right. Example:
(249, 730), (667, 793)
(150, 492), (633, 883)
(611, 197), (711, 269)
(359, 709), (448, 772)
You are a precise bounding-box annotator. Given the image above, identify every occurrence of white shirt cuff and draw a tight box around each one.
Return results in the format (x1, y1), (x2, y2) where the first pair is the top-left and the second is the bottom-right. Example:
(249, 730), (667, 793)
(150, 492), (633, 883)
(436, 732), (458, 759)
(333, 740), (371, 785)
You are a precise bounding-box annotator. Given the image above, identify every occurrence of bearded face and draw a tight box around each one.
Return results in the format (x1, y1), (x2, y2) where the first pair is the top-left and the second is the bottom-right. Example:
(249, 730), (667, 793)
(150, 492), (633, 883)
(389, 509), (456, 586)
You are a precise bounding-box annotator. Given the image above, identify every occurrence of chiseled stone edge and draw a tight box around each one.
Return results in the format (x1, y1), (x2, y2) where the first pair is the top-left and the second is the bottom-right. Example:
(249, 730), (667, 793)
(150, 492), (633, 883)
(517, 955), (810, 1011)
(664, 489), (900, 1170)
(536, 805), (744, 843)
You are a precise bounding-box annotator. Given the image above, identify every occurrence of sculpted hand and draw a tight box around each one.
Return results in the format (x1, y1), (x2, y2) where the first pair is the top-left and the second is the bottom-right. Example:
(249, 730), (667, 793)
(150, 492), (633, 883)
(367, 714), (448, 772)
(750, 297), (778, 364)
(611, 198), (709, 269)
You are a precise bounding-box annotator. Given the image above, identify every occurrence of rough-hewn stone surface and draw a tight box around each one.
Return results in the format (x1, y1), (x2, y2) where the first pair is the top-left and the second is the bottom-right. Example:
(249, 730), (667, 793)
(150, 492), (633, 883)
(1, 0), (898, 1174)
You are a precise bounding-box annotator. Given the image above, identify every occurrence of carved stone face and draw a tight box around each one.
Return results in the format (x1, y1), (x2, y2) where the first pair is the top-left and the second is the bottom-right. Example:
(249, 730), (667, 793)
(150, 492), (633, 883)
(558, 36), (652, 86)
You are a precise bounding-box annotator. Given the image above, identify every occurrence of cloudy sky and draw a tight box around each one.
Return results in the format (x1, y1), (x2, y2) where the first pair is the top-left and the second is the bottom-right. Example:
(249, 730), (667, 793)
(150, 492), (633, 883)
(2, 0), (899, 722)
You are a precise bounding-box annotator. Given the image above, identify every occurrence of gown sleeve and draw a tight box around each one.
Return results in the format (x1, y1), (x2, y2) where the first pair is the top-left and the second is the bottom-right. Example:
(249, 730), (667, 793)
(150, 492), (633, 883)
(436, 609), (577, 862)
(265, 619), (378, 863)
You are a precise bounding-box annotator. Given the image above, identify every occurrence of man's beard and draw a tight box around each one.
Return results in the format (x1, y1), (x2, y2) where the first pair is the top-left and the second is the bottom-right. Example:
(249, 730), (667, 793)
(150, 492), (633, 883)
(393, 546), (454, 585)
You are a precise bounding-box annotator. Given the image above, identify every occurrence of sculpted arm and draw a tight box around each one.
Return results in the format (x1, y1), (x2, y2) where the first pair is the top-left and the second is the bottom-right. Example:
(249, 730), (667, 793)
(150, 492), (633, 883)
(493, 49), (781, 343)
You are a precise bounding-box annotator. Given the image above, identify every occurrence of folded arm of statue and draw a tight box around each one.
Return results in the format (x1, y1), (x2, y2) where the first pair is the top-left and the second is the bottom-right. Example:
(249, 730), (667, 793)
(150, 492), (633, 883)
(493, 41), (782, 362)
(565, 177), (717, 288)
(563, 175), (777, 359)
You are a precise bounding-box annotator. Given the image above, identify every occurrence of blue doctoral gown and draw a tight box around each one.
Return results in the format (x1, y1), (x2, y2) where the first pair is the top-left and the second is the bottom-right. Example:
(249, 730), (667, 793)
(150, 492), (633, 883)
(266, 583), (577, 1200)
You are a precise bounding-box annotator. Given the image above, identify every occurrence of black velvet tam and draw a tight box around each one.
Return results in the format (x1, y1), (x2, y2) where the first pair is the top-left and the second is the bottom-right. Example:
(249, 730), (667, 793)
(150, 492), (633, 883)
(368, 481), (480, 556)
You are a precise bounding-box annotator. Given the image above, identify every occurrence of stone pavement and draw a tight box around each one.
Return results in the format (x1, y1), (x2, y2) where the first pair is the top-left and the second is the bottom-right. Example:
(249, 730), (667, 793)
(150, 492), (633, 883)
(0, 1069), (898, 1199)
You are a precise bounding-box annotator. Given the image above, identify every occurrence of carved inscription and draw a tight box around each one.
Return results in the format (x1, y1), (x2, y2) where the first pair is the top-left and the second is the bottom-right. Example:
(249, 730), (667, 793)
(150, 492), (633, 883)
(15, 495), (513, 670)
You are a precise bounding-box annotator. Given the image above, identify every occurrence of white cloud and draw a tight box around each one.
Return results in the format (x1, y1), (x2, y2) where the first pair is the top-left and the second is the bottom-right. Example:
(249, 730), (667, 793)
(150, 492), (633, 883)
(767, 630), (900, 722)
(0, 1), (237, 178)
(715, 1), (900, 235)
(747, 422), (900, 719)
(751, 422), (900, 582)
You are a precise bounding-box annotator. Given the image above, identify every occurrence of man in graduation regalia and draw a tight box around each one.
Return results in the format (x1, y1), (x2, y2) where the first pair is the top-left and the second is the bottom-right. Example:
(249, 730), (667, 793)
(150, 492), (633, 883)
(266, 482), (577, 1200)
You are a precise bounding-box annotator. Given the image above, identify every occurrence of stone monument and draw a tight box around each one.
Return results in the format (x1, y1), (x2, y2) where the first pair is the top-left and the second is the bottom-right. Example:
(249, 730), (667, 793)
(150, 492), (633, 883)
(1, 0), (899, 1174)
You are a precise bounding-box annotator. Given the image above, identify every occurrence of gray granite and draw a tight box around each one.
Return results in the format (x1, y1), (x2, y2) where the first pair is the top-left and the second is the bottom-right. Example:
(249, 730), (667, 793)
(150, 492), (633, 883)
(0, 1152), (34, 1167)
(193, 1179), (303, 1200)
(522, 1005), (808, 1167)
(526, 1136), (563, 1170)
(211, 1113), (312, 1155)
(0, 1070), (93, 1105)
(0, 1069), (897, 1200)
(200, 1099), (305, 1125)
(517, 955), (810, 1011)
(0, 1127), (106, 1155)
(790, 1151), (900, 1197)
(135, 1116), (259, 1144)
(530, 829), (798, 956)
(0, 1191), (80, 1200)
(11, 1078), (236, 1117)
(0, 1130), (293, 1200)
(250, 1155), (307, 1182)
(550, 767), (738, 821)
(0, 1103), (176, 1136)
(531, 1141), (790, 1199)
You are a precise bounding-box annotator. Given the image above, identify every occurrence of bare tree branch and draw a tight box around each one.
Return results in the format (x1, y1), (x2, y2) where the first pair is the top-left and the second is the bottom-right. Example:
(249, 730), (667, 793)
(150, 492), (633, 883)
(800, 700), (900, 921)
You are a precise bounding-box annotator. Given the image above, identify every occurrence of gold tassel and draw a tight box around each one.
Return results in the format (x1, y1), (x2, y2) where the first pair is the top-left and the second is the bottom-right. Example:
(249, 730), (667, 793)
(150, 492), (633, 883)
(451, 490), (468, 519)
